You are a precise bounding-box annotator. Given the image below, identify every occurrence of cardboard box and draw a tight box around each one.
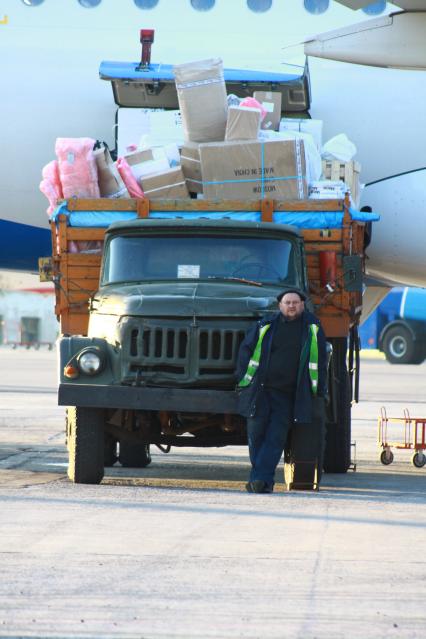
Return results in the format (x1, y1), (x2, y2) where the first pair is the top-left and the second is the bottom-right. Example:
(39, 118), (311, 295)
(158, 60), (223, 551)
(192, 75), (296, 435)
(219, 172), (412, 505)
(173, 58), (228, 143)
(124, 148), (170, 180)
(140, 167), (189, 200)
(93, 145), (129, 198)
(253, 91), (282, 131)
(199, 139), (307, 200)
(180, 142), (203, 194)
(225, 105), (261, 141)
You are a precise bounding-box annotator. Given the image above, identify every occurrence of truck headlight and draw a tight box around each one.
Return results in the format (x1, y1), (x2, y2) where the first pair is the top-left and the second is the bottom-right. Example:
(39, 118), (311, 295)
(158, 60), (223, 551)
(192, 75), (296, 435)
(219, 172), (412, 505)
(77, 350), (103, 375)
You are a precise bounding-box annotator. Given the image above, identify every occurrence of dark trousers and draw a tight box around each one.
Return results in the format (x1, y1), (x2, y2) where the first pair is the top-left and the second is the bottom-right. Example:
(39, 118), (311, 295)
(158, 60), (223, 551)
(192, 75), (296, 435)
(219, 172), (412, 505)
(247, 389), (293, 487)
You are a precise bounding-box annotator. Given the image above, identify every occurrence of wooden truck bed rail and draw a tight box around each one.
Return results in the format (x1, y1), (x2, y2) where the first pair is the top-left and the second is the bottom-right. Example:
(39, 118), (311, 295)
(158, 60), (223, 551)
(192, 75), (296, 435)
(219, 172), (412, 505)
(49, 196), (365, 337)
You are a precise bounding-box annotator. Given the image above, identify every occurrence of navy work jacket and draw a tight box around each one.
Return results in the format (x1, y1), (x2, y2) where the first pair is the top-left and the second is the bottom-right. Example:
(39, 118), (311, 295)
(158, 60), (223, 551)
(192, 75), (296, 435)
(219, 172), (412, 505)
(235, 310), (328, 422)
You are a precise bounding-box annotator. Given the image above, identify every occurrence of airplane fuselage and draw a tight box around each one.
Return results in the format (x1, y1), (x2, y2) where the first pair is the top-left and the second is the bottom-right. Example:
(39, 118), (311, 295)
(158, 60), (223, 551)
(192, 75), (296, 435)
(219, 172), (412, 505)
(1, 0), (425, 287)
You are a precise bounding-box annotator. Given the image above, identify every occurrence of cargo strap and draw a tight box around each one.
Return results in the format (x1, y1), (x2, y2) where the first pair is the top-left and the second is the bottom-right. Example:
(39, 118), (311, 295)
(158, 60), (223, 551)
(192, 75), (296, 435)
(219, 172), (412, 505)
(238, 324), (271, 388)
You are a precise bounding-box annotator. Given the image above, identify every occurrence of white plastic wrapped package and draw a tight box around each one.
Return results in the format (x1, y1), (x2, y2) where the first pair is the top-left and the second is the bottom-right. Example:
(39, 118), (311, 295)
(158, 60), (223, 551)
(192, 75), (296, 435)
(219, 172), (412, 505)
(280, 118), (323, 152)
(309, 180), (347, 200)
(117, 108), (184, 156)
(322, 133), (357, 162)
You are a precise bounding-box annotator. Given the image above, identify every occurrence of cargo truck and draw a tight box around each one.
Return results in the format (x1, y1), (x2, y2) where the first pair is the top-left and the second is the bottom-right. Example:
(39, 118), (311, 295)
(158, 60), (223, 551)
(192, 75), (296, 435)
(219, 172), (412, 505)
(39, 195), (375, 484)
(39, 53), (377, 484)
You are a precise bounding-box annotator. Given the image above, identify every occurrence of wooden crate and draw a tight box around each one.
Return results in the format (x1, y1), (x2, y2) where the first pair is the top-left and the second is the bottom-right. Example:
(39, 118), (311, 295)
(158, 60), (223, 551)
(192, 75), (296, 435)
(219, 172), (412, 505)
(321, 160), (361, 207)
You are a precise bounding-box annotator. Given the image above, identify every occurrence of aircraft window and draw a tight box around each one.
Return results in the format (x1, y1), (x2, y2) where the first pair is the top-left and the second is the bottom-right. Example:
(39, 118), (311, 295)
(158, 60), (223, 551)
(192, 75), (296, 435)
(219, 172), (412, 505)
(304, 0), (329, 14)
(78, 0), (102, 6)
(247, 0), (272, 13)
(22, 0), (45, 5)
(362, 1), (386, 15)
(191, 0), (216, 10)
(133, 0), (159, 8)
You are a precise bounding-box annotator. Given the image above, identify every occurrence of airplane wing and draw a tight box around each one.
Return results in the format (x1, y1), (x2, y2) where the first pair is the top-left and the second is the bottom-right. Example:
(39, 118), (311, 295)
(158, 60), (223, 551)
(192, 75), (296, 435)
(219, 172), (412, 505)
(305, 10), (426, 68)
(334, 1), (425, 9)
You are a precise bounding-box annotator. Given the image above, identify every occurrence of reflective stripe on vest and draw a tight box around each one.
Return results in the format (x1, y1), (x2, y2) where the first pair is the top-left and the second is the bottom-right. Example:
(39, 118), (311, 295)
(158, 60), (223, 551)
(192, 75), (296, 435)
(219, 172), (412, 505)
(309, 323), (319, 396)
(238, 323), (271, 388)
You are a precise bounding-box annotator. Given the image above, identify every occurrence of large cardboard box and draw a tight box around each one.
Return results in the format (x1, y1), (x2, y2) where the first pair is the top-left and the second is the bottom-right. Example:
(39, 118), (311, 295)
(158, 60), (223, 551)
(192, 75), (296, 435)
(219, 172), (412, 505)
(140, 167), (189, 200)
(180, 142), (203, 194)
(253, 91), (282, 131)
(173, 59), (228, 143)
(199, 139), (307, 200)
(225, 106), (261, 141)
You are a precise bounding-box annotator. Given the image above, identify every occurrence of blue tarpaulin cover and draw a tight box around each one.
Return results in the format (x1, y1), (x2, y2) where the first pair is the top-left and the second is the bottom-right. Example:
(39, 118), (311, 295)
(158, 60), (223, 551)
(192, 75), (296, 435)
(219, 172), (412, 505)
(52, 202), (380, 229)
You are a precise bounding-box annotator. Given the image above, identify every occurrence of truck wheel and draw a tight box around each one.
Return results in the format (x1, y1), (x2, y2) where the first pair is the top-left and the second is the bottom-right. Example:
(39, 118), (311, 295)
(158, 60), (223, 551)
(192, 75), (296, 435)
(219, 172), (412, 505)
(104, 433), (118, 467)
(67, 407), (104, 484)
(119, 442), (152, 468)
(324, 338), (351, 474)
(382, 326), (423, 364)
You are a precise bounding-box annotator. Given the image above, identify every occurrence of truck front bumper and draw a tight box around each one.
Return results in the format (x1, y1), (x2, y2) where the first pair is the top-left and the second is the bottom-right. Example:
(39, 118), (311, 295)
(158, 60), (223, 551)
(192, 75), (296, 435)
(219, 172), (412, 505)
(58, 383), (239, 414)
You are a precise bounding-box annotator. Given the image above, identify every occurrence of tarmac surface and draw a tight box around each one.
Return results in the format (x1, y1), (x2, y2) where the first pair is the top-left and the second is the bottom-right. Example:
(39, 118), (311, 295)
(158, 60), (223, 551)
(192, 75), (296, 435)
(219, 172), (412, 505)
(1, 347), (426, 638)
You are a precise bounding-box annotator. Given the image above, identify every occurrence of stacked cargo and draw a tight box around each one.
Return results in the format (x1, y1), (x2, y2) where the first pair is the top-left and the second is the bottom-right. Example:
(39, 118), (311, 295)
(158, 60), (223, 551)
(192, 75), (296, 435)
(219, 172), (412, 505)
(40, 58), (361, 212)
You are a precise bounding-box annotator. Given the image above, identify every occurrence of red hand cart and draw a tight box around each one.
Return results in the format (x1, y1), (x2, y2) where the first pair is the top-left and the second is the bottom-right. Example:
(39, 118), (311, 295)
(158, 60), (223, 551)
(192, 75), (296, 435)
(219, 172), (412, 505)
(378, 407), (426, 468)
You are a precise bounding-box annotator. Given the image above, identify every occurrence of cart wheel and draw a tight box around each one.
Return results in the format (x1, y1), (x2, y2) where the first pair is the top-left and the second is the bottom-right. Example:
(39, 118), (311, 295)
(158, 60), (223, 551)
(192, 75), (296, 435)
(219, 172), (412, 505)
(380, 449), (394, 465)
(412, 452), (426, 468)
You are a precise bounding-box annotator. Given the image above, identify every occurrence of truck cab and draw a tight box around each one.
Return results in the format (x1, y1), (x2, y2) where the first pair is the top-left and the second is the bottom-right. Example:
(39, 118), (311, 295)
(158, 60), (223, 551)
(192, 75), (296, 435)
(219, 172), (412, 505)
(59, 217), (307, 481)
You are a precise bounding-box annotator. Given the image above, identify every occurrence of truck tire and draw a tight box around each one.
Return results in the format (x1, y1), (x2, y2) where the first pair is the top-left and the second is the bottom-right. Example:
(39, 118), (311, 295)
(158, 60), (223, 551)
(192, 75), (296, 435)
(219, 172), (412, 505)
(382, 326), (424, 364)
(119, 442), (152, 468)
(324, 338), (351, 474)
(67, 407), (104, 484)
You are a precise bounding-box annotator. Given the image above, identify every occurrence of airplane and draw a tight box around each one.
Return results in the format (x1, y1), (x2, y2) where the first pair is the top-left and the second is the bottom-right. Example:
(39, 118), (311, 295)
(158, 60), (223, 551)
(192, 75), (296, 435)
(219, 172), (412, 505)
(1, 0), (425, 317)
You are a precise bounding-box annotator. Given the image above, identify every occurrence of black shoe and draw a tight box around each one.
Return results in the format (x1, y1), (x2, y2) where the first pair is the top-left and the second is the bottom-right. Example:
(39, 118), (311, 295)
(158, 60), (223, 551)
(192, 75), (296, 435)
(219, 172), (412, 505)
(246, 480), (274, 493)
(262, 483), (274, 493)
(251, 480), (268, 493)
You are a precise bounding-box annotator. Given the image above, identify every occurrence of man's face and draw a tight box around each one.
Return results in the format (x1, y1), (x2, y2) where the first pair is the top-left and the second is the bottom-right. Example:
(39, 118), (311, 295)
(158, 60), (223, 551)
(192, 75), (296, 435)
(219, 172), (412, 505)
(279, 292), (304, 320)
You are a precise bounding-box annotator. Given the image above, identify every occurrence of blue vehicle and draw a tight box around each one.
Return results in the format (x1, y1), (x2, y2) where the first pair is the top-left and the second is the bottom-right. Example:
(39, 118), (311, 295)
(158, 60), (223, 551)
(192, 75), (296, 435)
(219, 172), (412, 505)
(360, 288), (426, 364)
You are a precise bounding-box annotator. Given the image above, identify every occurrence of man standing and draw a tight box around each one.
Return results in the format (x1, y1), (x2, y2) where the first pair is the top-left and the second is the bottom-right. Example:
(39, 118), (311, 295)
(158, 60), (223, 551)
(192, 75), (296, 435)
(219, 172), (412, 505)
(236, 289), (327, 493)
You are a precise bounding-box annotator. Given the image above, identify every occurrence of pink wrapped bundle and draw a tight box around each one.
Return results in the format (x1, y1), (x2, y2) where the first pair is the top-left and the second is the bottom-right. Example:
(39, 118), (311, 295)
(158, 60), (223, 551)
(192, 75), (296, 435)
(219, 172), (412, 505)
(55, 137), (100, 199)
(116, 157), (145, 198)
(39, 160), (64, 216)
(239, 97), (267, 122)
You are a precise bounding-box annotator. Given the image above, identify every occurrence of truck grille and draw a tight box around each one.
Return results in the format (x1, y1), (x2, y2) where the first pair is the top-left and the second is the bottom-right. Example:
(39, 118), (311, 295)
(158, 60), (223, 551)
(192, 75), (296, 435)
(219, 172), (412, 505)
(120, 318), (248, 386)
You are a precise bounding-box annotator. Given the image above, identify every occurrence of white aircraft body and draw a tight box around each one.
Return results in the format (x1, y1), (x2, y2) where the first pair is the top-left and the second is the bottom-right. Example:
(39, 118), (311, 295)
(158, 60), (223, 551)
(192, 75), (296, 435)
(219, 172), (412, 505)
(1, 0), (426, 300)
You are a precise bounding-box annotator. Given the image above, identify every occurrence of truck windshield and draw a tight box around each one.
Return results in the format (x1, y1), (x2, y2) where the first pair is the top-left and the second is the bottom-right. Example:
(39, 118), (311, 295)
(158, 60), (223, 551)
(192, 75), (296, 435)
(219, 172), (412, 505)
(102, 234), (299, 286)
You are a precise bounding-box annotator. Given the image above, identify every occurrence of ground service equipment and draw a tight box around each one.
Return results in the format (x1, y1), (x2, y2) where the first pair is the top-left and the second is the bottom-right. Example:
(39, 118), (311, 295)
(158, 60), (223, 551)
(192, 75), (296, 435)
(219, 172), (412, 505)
(378, 406), (426, 468)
